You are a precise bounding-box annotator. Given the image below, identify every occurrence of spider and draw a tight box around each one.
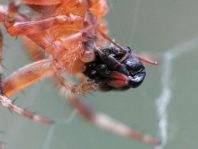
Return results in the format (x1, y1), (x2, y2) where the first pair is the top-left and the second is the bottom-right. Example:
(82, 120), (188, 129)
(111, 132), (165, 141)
(0, 0), (160, 146)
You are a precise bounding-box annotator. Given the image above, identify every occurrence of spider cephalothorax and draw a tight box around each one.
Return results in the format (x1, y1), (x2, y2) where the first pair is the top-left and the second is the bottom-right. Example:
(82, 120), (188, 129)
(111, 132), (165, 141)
(83, 46), (146, 91)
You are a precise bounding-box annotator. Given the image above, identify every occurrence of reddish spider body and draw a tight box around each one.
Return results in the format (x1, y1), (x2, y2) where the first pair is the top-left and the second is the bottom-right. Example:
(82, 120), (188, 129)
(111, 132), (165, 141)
(0, 0), (160, 146)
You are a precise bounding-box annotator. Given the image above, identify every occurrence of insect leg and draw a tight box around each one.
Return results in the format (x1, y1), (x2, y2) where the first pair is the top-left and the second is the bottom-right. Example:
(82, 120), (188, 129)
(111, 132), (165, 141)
(97, 29), (158, 65)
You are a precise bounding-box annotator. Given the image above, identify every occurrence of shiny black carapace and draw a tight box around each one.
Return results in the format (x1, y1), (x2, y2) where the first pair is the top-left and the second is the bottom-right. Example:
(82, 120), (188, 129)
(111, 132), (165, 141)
(83, 46), (146, 91)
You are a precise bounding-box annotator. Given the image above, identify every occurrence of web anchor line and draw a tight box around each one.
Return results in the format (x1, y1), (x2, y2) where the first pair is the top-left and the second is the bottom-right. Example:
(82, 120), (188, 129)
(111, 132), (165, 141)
(155, 37), (198, 149)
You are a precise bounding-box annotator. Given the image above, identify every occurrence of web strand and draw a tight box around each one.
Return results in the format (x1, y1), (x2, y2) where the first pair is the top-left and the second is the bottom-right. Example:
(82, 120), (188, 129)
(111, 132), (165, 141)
(155, 37), (198, 149)
(42, 110), (77, 149)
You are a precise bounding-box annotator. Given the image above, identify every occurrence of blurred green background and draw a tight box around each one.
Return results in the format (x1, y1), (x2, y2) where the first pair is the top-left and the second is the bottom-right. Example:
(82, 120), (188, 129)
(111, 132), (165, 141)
(1, 0), (198, 149)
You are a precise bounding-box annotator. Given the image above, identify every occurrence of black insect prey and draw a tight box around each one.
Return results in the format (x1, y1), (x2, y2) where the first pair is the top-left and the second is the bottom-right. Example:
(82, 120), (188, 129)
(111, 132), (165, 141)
(83, 45), (146, 91)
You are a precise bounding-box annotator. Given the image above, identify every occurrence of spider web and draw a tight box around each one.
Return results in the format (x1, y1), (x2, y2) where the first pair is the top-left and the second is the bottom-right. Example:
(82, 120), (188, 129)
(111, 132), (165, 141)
(1, 0), (198, 149)
(154, 38), (198, 149)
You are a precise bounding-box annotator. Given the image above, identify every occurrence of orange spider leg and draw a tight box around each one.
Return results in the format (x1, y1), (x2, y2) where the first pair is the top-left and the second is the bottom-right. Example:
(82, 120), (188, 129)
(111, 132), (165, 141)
(23, 38), (95, 94)
(58, 81), (160, 146)
(0, 95), (53, 124)
(3, 59), (54, 97)
(5, 14), (82, 36)
(4, 1), (82, 36)
(20, 0), (63, 6)
(1, 1), (83, 55)
(90, 0), (109, 17)
(0, 28), (53, 125)
(22, 37), (45, 61)
(0, 10), (4, 23)
(24, 29), (85, 58)
(1, 3), (96, 58)
(1, 36), (95, 125)
(4, 2), (88, 57)
(0, 62), (4, 149)
(1, 59), (95, 125)
(0, 44), (84, 125)
(2, 57), (87, 96)
(45, 68), (160, 145)
(0, 59), (54, 125)
(0, 5), (27, 24)
(0, 36), (54, 124)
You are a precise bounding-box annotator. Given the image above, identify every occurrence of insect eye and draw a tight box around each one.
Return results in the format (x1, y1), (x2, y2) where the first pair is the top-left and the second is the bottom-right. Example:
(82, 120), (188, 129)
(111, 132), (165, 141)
(128, 72), (146, 88)
(125, 58), (143, 72)
(89, 70), (97, 79)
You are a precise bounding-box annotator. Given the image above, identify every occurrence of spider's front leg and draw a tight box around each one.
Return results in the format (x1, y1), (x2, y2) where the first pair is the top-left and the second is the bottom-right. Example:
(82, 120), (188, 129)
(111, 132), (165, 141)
(0, 58), (54, 124)
(1, 55), (91, 124)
